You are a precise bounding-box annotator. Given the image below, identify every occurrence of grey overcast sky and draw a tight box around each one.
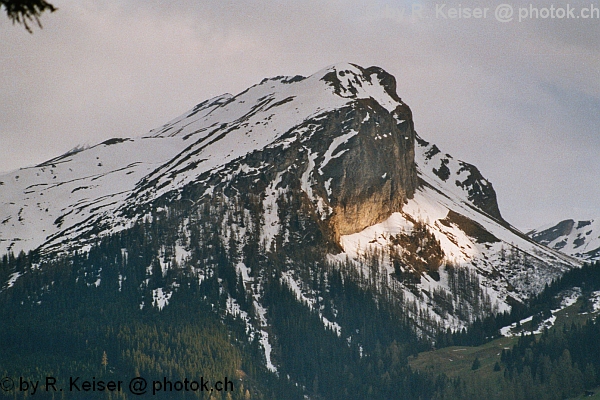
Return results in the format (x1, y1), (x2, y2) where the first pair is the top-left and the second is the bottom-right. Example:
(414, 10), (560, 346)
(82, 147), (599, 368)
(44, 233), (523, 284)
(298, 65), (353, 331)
(1, 0), (599, 230)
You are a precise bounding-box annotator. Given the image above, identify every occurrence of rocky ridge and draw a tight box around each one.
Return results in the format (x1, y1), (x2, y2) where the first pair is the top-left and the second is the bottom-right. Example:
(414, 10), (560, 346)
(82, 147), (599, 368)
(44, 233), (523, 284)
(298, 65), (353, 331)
(528, 219), (600, 261)
(0, 63), (580, 338)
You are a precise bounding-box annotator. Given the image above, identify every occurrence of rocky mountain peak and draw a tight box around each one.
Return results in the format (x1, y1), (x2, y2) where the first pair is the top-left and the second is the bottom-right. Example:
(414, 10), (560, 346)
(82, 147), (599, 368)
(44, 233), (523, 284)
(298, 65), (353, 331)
(320, 63), (405, 108)
(529, 219), (600, 261)
(0, 64), (586, 389)
(303, 93), (418, 240)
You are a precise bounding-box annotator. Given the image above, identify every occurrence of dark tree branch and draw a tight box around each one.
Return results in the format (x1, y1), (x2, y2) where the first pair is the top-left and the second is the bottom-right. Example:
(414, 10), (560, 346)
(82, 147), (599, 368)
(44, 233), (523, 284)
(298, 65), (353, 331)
(1, 0), (57, 33)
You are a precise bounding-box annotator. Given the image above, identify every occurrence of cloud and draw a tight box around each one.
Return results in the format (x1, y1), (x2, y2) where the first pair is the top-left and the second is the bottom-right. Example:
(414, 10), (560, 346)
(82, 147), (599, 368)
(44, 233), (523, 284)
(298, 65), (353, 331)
(1, 0), (598, 229)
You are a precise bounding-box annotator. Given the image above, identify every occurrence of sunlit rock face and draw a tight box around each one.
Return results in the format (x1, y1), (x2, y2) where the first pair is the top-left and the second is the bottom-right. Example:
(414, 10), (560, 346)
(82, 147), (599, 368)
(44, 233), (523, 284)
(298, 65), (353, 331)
(320, 99), (417, 240)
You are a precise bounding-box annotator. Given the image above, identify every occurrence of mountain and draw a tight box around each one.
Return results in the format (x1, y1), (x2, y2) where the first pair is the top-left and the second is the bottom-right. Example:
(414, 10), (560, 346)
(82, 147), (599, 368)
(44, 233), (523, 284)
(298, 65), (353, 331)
(1, 64), (415, 256)
(0, 62), (579, 325)
(0, 63), (586, 399)
(528, 219), (600, 261)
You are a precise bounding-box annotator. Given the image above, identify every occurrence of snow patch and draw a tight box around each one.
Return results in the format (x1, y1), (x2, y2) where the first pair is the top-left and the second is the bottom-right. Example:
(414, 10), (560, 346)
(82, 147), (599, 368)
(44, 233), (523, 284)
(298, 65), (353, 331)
(253, 300), (277, 373)
(318, 129), (358, 175)
(281, 271), (342, 337)
(261, 173), (284, 250)
(6, 271), (21, 288)
(152, 288), (171, 310)
(590, 291), (600, 312)
(501, 288), (582, 337)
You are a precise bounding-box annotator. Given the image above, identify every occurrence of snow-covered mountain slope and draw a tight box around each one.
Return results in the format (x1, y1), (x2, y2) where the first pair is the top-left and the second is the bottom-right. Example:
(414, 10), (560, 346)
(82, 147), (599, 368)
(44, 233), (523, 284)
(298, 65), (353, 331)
(0, 136), (187, 255)
(528, 219), (600, 261)
(0, 63), (410, 255)
(335, 134), (579, 331)
(0, 63), (581, 334)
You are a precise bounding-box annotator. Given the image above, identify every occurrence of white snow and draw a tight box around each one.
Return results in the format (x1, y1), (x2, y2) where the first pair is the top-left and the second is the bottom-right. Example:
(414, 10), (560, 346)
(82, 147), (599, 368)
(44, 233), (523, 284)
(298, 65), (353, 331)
(499, 324), (513, 337)
(501, 316), (532, 337)
(253, 300), (277, 373)
(590, 291), (600, 312)
(337, 136), (579, 332)
(530, 219), (600, 261)
(225, 295), (254, 339)
(500, 288), (582, 337)
(261, 173), (284, 250)
(5, 271), (21, 288)
(152, 288), (172, 310)
(340, 212), (413, 258)
(300, 151), (332, 220)
(0, 136), (186, 255)
(226, 295), (249, 321)
(281, 271), (342, 336)
(560, 288), (581, 308)
(300, 150), (318, 200)
(236, 262), (253, 283)
(260, 333), (277, 373)
(533, 315), (556, 334)
(324, 178), (333, 197)
(318, 129), (358, 175)
(0, 63), (402, 256)
(329, 64), (401, 113)
(174, 243), (191, 263)
(0, 61), (583, 338)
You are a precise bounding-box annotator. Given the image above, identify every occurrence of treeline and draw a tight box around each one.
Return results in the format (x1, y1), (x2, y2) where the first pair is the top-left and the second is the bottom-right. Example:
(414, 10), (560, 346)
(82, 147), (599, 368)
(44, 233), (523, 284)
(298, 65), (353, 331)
(429, 316), (600, 400)
(436, 261), (600, 348)
(0, 198), (289, 399)
(0, 188), (436, 399)
(261, 261), (438, 399)
(2, 170), (600, 399)
(500, 320), (599, 398)
(0, 249), (266, 399)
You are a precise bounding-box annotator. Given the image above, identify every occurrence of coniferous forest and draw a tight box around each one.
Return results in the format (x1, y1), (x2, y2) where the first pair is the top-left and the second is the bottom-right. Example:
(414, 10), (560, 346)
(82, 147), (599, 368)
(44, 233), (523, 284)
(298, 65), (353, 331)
(1, 192), (600, 399)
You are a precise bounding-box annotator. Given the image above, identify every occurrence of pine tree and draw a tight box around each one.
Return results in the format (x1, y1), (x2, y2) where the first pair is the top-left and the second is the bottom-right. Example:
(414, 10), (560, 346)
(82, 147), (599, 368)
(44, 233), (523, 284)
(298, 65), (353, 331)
(584, 363), (597, 390)
(102, 351), (108, 372)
